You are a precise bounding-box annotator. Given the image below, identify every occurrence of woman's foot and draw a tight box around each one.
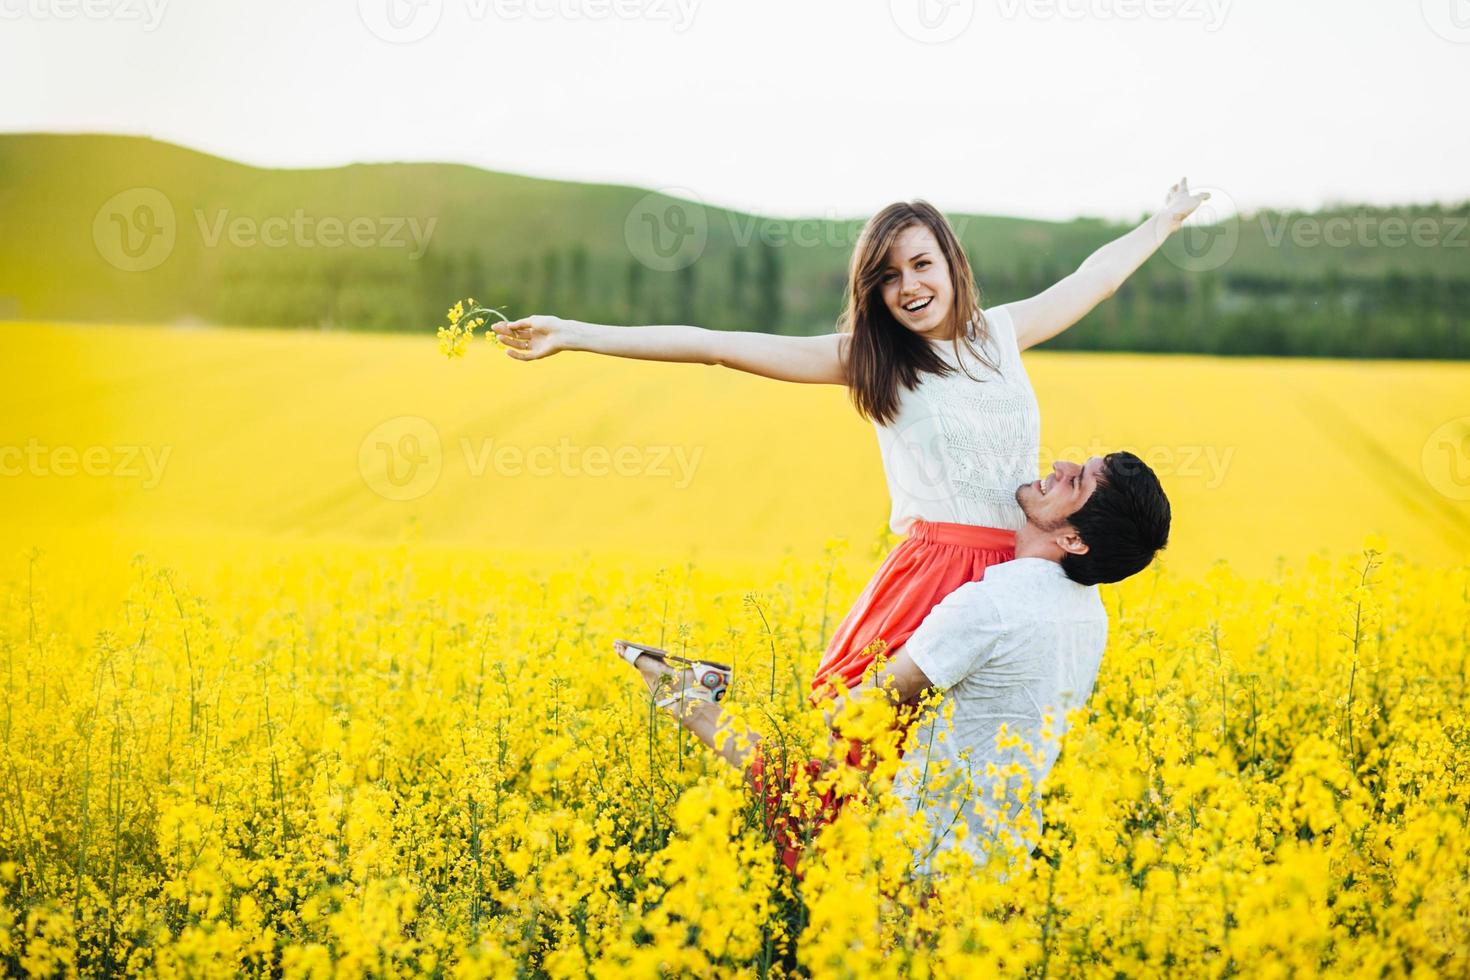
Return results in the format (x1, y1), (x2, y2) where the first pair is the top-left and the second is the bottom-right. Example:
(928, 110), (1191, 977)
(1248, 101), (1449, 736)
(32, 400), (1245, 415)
(613, 639), (688, 700)
(612, 640), (732, 714)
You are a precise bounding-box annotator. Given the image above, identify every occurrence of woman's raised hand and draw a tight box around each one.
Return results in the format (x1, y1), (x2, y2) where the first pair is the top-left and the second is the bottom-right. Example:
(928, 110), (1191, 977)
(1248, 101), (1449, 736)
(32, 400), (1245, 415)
(1159, 176), (1211, 231)
(492, 314), (575, 361)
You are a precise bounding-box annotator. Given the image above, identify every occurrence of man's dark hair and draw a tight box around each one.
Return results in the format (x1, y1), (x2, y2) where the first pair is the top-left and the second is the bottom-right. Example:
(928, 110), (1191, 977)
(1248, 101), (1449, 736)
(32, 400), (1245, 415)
(1060, 451), (1171, 586)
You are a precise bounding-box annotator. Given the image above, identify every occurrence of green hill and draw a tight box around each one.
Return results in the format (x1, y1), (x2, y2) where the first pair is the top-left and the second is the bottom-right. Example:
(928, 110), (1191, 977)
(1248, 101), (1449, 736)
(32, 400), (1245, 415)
(2, 133), (1466, 358)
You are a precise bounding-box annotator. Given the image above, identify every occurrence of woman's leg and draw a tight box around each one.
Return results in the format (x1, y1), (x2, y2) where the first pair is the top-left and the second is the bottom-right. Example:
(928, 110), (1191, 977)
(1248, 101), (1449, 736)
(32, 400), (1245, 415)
(615, 640), (846, 877)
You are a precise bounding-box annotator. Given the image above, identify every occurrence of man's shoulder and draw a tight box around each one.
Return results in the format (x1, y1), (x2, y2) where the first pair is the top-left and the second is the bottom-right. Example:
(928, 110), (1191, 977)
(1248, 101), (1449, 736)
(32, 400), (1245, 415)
(978, 559), (1107, 625)
(930, 574), (1004, 621)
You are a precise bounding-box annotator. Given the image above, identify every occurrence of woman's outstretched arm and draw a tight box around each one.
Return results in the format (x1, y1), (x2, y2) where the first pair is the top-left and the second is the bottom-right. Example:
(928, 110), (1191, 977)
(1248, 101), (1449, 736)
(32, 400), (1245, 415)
(1002, 177), (1213, 351)
(491, 315), (848, 385)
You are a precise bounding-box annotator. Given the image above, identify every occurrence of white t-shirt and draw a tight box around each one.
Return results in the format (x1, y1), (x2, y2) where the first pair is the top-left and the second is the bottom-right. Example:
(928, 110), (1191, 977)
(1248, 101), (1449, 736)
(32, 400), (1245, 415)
(873, 305), (1041, 535)
(894, 557), (1108, 876)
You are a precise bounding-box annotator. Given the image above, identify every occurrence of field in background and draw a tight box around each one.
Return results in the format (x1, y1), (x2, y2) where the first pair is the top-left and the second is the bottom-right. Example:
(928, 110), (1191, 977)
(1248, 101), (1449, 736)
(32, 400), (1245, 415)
(3, 320), (1468, 587)
(4, 320), (1470, 975)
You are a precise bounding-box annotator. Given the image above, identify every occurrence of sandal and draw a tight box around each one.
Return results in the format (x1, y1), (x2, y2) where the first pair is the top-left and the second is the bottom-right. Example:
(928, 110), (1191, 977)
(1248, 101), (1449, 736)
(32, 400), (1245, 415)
(615, 639), (733, 709)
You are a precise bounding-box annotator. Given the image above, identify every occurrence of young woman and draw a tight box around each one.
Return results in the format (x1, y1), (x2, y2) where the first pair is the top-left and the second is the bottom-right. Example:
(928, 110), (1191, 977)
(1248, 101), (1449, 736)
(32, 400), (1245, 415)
(493, 178), (1208, 707)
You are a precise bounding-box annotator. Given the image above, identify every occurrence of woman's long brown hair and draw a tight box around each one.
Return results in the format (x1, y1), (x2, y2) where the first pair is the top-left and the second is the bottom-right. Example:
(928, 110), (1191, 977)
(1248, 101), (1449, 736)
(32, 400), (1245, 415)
(839, 200), (997, 426)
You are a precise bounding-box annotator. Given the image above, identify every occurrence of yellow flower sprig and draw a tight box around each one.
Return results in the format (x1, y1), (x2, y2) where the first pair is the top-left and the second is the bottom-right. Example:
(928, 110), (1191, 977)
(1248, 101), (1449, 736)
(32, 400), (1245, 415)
(436, 297), (512, 359)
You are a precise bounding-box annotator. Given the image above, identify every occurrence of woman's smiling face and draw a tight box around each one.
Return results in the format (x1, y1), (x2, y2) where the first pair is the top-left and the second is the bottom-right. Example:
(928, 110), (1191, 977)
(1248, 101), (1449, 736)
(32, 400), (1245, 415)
(879, 222), (955, 339)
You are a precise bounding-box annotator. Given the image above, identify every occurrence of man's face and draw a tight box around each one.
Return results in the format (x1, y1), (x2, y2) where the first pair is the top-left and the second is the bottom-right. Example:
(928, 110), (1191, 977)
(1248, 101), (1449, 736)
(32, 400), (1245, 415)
(1015, 456), (1108, 532)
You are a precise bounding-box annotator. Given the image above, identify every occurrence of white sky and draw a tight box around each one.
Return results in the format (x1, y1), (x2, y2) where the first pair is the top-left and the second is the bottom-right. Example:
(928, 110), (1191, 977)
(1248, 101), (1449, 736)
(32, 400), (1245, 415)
(7, 0), (1469, 221)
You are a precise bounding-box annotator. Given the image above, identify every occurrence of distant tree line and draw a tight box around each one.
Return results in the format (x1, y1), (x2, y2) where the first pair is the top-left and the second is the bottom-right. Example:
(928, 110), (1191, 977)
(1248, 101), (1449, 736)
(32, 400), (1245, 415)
(207, 242), (1467, 360)
(988, 264), (1470, 359)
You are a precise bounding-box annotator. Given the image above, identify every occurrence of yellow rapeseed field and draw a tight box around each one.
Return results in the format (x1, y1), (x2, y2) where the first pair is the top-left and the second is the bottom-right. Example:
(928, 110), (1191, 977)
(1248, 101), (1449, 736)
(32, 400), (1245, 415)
(2, 321), (1468, 976)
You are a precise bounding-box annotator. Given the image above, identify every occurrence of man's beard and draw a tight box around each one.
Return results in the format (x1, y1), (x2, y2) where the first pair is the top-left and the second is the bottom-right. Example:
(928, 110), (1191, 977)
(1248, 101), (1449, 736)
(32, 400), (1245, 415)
(1015, 483), (1069, 534)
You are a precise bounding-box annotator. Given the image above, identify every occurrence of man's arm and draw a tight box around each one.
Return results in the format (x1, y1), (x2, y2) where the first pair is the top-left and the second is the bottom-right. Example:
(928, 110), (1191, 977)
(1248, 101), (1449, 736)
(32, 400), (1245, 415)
(820, 649), (935, 730)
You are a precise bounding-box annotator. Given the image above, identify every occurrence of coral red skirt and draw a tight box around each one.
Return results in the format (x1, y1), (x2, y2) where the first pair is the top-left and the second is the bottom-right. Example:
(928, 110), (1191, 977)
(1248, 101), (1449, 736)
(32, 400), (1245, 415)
(811, 519), (1017, 703)
(750, 519), (1016, 876)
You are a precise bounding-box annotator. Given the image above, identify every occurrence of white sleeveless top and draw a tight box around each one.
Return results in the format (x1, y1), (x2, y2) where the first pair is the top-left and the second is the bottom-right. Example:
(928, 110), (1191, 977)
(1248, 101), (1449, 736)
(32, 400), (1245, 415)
(873, 305), (1041, 534)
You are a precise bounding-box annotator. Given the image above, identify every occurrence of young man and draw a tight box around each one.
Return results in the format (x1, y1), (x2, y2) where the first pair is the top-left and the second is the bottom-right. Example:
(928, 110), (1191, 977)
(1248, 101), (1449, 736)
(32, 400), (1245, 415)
(615, 450), (1171, 874)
